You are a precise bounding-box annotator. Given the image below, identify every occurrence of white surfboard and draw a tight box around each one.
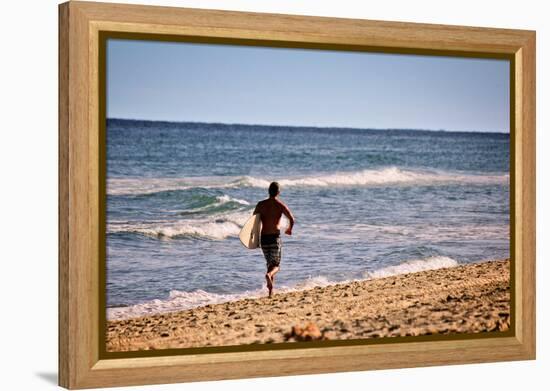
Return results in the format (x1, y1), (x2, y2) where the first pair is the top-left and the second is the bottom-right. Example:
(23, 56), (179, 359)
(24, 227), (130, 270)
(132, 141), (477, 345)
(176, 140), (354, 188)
(239, 213), (261, 249)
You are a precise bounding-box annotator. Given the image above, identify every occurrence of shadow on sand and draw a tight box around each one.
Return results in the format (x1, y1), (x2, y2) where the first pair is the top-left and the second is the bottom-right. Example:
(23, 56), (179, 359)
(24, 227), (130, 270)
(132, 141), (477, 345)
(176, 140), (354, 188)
(35, 372), (57, 386)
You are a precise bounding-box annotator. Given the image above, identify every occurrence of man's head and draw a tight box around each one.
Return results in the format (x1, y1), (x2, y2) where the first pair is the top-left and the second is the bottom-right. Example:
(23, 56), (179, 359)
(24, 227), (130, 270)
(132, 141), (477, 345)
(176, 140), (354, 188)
(268, 182), (280, 198)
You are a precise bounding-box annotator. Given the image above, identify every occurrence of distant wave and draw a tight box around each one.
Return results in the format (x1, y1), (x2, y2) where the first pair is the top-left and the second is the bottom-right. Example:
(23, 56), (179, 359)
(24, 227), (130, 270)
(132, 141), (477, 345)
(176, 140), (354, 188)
(239, 167), (508, 189)
(345, 223), (509, 242)
(107, 167), (509, 196)
(107, 177), (234, 196)
(107, 255), (463, 320)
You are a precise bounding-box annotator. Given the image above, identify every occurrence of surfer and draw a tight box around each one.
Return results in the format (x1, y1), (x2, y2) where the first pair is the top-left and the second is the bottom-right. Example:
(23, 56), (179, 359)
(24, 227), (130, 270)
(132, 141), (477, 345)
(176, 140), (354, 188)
(253, 182), (295, 297)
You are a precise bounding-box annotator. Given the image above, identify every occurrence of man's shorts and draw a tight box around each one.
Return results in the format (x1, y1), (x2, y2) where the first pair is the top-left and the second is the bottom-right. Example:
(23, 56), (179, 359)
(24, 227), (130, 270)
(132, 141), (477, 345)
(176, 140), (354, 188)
(260, 233), (282, 270)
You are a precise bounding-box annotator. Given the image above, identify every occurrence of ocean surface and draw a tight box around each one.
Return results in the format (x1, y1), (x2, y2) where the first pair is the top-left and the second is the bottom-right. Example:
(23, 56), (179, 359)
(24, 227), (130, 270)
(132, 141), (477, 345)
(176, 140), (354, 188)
(106, 119), (510, 320)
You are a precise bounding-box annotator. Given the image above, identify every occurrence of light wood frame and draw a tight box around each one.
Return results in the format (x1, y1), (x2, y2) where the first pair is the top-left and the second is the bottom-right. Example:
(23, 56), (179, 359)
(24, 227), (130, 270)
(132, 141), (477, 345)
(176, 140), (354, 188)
(59, 1), (536, 389)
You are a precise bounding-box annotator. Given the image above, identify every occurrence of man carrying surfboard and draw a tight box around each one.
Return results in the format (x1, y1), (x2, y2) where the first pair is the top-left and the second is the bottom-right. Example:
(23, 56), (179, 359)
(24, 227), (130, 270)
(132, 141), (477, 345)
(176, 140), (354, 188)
(253, 182), (295, 297)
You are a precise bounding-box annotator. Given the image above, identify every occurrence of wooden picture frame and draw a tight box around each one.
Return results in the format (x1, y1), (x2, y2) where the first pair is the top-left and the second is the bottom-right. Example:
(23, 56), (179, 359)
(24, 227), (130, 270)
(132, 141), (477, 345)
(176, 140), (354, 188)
(58, 1), (536, 389)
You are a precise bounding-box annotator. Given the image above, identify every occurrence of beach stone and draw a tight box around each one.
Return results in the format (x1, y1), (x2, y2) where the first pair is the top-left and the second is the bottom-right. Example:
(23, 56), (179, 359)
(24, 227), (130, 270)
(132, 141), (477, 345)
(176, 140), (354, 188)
(289, 322), (323, 341)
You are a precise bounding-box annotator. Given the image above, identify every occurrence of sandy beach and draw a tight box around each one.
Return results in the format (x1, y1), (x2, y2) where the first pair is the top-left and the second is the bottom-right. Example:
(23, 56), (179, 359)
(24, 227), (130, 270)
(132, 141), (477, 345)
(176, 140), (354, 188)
(106, 259), (510, 352)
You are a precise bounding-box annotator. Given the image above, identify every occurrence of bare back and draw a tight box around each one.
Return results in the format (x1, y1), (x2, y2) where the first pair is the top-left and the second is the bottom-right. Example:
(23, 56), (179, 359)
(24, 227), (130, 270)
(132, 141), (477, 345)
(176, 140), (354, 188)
(254, 198), (292, 235)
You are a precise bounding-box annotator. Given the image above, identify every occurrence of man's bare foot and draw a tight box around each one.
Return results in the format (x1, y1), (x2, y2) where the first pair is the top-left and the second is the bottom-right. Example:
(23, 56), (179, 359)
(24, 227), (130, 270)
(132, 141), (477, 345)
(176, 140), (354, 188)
(265, 273), (273, 297)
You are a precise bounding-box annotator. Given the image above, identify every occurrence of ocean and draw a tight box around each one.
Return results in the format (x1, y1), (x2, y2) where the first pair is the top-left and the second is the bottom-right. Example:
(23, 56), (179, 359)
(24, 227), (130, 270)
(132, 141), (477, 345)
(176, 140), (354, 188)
(105, 119), (510, 320)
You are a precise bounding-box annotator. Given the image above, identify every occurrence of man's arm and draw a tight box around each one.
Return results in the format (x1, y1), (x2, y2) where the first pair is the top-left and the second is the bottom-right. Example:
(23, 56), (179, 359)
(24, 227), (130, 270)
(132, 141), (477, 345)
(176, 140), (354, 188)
(280, 202), (295, 235)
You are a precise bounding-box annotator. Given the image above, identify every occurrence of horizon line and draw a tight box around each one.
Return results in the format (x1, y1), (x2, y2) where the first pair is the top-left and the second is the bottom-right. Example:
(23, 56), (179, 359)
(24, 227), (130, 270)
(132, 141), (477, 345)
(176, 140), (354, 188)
(106, 117), (510, 135)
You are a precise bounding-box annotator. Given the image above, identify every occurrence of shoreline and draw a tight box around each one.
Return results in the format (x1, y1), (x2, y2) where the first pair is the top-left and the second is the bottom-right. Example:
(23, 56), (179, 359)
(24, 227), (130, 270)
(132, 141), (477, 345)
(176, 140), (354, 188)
(106, 259), (510, 352)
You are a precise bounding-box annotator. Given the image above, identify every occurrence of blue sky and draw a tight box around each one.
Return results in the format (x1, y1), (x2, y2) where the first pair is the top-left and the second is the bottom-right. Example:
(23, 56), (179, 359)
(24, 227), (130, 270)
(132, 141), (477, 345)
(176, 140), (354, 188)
(107, 39), (510, 133)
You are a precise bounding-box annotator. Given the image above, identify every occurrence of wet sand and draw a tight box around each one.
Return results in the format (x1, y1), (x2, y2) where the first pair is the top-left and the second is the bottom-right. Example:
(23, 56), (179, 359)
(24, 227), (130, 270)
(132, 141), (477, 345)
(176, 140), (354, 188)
(106, 259), (510, 352)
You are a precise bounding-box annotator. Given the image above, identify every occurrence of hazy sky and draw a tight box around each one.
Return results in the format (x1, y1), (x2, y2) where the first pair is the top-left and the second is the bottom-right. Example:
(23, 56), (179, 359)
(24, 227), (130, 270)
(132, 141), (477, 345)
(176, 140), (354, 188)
(107, 39), (510, 133)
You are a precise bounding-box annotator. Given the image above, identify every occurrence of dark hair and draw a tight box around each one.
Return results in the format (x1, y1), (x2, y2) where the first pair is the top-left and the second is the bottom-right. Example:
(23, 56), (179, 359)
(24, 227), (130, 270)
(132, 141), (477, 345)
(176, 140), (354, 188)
(268, 182), (280, 197)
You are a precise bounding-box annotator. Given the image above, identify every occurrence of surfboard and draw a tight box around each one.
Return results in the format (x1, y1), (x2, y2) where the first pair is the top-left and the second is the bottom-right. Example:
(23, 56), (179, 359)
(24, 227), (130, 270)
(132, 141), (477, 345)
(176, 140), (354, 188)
(239, 213), (261, 249)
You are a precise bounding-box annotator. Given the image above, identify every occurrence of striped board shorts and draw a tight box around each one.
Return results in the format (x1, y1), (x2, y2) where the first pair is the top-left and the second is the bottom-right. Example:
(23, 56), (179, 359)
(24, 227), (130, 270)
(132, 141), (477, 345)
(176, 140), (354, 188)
(260, 233), (282, 270)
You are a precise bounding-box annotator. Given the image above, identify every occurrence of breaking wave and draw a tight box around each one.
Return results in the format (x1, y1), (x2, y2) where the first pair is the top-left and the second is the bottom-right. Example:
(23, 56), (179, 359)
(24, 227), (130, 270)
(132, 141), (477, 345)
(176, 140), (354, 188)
(363, 256), (458, 279)
(108, 210), (251, 240)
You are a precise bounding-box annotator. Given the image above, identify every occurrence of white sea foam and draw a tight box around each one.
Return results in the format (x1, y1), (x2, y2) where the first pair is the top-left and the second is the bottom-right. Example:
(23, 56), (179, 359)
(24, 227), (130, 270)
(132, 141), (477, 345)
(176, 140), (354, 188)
(310, 167), (503, 187)
(272, 167), (507, 188)
(363, 256), (458, 279)
(107, 255), (464, 320)
(215, 195), (249, 206)
(107, 167), (509, 196)
(107, 289), (260, 320)
(107, 277), (333, 320)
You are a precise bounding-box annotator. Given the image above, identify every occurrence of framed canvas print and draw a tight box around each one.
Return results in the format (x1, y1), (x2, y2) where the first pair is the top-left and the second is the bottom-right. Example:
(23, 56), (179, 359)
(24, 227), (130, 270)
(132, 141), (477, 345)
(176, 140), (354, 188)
(58, 1), (536, 389)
